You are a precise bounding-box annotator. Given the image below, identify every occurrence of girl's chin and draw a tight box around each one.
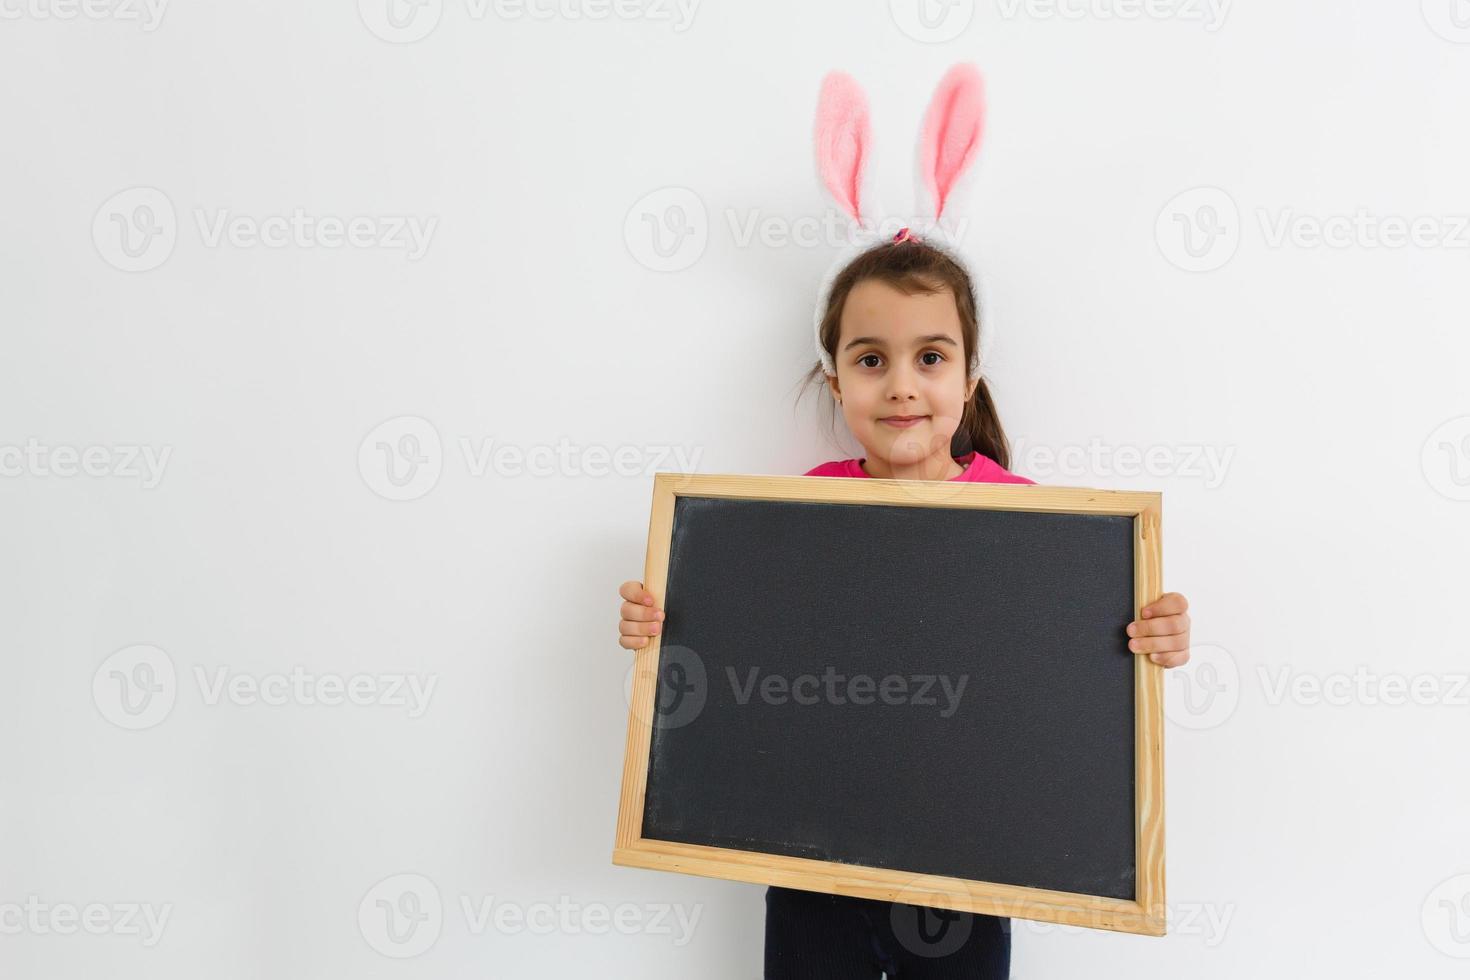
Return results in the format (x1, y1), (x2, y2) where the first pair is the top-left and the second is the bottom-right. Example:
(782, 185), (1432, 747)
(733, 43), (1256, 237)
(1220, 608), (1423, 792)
(871, 433), (948, 463)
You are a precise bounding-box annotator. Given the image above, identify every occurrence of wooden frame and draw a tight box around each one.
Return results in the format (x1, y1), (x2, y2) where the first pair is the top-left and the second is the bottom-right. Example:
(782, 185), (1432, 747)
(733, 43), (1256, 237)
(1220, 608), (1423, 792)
(614, 472), (1166, 937)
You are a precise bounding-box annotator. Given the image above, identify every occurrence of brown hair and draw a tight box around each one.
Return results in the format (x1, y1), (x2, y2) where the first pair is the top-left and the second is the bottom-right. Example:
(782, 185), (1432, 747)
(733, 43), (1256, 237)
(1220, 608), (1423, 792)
(802, 239), (1012, 469)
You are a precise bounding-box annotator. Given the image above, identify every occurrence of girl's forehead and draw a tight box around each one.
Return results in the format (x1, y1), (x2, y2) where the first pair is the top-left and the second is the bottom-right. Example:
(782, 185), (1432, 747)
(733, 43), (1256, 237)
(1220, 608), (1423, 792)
(841, 280), (962, 340)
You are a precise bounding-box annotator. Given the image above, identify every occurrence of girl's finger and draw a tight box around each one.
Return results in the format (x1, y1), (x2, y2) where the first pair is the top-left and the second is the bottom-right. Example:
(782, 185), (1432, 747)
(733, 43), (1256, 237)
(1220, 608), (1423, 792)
(1127, 613), (1189, 638)
(619, 619), (662, 638)
(620, 600), (664, 623)
(1141, 592), (1188, 618)
(618, 580), (656, 605)
(1129, 634), (1189, 656)
(618, 633), (648, 651)
(1149, 649), (1191, 668)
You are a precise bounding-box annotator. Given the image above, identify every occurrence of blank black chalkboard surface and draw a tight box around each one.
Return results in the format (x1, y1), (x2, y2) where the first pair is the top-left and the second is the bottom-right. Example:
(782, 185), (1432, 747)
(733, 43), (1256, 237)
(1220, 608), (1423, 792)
(614, 472), (1166, 936)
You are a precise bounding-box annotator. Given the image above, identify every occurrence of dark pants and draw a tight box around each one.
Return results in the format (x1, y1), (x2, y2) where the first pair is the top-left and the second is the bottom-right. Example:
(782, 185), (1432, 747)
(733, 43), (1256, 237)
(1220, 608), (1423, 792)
(764, 886), (1011, 979)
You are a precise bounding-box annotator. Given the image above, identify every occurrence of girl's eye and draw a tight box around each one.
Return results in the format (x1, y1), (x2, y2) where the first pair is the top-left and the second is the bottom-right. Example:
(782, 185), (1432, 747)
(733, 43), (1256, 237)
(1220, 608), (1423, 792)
(858, 351), (944, 368)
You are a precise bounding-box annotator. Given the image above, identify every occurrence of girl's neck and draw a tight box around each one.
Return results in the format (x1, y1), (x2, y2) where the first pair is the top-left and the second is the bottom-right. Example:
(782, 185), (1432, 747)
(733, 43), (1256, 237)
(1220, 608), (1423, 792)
(859, 451), (966, 481)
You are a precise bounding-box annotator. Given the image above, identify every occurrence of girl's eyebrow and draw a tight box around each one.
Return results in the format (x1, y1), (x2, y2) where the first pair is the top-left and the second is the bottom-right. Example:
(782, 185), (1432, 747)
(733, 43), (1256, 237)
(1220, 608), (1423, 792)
(843, 334), (959, 351)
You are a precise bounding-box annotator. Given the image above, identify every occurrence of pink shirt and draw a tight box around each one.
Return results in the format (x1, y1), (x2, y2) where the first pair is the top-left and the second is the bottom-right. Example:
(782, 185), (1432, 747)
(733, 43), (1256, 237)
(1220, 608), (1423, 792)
(803, 450), (1035, 485)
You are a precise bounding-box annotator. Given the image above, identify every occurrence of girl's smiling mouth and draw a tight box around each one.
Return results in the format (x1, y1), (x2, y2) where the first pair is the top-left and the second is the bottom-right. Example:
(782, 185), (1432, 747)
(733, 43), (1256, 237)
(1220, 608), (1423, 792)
(879, 415), (928, 428)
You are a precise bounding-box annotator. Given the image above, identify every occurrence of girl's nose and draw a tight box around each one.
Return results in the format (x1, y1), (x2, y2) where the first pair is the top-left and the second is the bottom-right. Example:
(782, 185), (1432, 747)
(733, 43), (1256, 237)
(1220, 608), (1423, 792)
(885, 366), (919, 400)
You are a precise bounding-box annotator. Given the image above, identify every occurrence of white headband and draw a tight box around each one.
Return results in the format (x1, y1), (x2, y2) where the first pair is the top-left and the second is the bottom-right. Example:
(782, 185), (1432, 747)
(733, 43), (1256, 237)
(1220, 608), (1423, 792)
(810, 64), (992, 380)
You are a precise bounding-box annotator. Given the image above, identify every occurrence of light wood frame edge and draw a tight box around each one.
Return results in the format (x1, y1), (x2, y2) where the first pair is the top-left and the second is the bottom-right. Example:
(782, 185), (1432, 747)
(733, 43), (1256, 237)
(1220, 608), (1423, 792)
(614, 472), (1167, 938)
(1134, 495), (1166, 929)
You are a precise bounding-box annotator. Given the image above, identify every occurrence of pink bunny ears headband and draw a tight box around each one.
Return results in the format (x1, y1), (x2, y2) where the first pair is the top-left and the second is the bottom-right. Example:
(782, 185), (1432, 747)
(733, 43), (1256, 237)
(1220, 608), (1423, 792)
(812, 63), (989, 379)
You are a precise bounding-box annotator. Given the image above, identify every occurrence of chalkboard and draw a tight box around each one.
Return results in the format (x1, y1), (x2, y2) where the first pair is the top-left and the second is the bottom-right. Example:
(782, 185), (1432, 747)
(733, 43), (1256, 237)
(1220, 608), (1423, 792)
(615, 473), (1165, 936)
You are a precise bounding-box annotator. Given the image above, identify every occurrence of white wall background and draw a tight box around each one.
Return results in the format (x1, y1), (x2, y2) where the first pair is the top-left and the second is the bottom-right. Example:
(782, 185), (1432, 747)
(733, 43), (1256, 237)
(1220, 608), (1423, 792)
(2, 1), (1468, 977)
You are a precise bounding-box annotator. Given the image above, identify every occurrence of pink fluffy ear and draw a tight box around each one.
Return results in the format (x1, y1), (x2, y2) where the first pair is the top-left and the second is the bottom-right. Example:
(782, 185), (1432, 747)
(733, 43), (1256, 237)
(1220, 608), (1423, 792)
(918, 63), (986, 221)
(814, 71), (871, 224)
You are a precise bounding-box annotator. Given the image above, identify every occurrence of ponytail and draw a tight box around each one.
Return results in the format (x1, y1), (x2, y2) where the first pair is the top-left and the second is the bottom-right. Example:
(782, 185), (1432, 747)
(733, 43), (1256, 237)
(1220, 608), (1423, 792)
(950, 374), (1010, 470)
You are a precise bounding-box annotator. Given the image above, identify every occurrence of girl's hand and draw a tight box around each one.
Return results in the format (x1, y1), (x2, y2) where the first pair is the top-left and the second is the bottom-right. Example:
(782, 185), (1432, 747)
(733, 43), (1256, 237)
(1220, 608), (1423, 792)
(617, 580), (665, 651)
(1126, 592), (1191, 668)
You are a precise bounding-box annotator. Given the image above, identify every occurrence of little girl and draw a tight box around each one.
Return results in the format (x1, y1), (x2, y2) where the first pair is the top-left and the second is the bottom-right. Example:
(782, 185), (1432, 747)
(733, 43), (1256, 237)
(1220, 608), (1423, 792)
(616, 64), (1192, 979)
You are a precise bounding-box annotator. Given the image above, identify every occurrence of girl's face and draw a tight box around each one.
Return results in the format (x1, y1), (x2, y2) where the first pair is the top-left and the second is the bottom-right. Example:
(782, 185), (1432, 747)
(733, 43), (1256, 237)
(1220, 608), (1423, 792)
(829, 278), (979, 477)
